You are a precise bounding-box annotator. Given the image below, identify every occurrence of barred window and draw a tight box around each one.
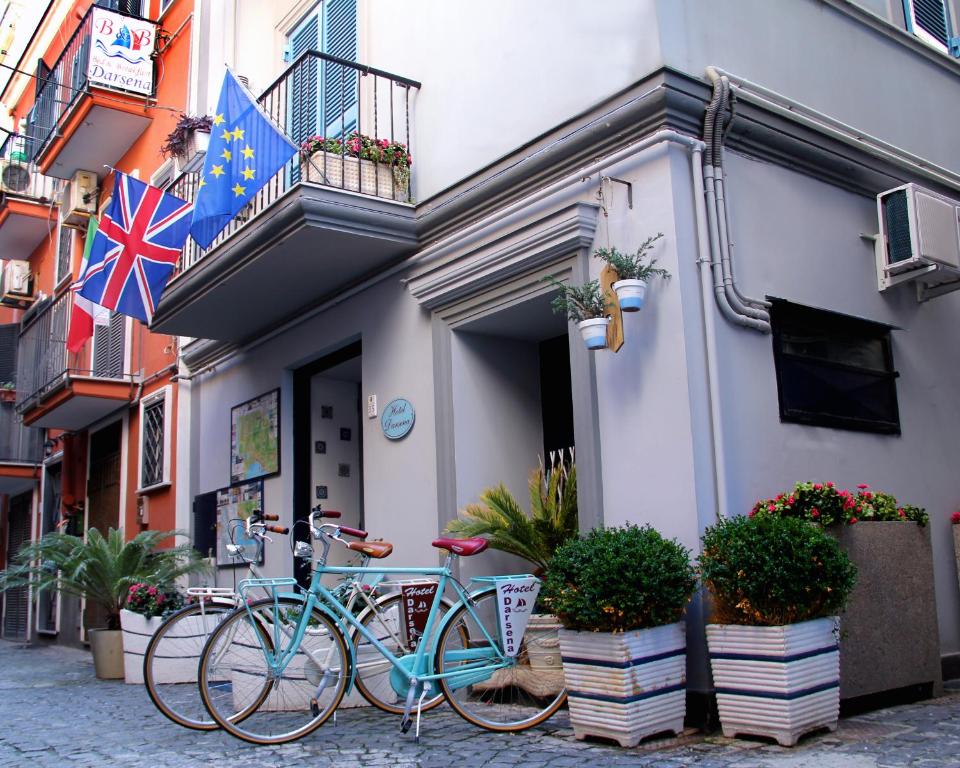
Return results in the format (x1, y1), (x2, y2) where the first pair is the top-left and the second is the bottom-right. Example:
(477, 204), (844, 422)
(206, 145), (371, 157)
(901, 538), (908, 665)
(57, 225), (72, 285)
(139, 386), (171, 490)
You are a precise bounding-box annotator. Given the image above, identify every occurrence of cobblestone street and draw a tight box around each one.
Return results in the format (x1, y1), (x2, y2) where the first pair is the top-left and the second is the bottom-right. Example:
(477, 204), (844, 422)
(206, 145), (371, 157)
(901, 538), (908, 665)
(1, 641), (958, 767)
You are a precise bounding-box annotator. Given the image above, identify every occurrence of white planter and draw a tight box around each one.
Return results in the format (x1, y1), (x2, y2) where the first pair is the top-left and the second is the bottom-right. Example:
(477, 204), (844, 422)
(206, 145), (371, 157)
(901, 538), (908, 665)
(180, 129), (210, 174)
(706, 617), (840, 747)
(559, 622), (686, 747)
(612, 279), (647, 312)
(302, 151), (408, 201)
(577, 317), (610, 351)
(525, 613), (562, 672)
(121, 608), (207, 686)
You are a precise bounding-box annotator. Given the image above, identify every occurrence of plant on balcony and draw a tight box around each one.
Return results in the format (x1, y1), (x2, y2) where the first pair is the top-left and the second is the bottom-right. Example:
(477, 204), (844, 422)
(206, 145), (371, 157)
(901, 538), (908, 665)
(161, 114), (213, 160)
(544, 276), (611, 350)
(300, 132), (412, 197)
(750, 481), (928, 526)
(593, 233), (669, 312)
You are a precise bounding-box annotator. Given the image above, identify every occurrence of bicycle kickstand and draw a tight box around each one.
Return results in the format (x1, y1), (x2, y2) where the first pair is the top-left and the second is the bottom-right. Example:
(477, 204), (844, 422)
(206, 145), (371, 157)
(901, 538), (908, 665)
(414, 683), (432, 744)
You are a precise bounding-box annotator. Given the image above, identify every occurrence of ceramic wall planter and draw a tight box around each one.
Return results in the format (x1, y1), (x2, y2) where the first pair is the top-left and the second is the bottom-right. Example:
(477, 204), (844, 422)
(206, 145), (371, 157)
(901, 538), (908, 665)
(577, 317), (610, 350)
(706, 617), (839, 747)
(831, 522), (942, 699)
(302, 151), (408, 200)
(559, 622), (686, 747)
(89, 628), (125, 680)
(612, 279), (647, 312)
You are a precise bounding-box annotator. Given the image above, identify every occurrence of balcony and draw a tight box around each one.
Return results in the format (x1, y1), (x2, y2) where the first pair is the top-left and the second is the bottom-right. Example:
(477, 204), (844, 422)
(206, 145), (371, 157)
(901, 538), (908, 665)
(0, 136), (63, 258)
(26, 4), (157, 180)
(0, 400), (43, 495)
(150, 52), (420, 344)
(15, 291), (136, 430)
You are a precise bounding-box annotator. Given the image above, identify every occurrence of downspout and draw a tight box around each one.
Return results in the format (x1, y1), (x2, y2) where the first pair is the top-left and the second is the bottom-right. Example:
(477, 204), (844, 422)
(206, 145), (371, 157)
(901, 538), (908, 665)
(704, 67), (771, 329)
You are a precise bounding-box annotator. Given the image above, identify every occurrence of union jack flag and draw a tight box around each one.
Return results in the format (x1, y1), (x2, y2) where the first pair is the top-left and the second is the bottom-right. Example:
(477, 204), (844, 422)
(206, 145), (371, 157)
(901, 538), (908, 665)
(78, 172), (192, 323)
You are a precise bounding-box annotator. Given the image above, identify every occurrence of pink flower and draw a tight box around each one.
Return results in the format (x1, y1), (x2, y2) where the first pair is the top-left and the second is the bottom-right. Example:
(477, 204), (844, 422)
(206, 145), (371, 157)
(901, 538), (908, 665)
(787, 495), (795, 505)
(811, 508), (820, 519)
(748, 509), (756, 518)
(767, 503), (775, 512)
(848, 517), (858, 525)
(147, 586), (157, 596)
(844, 498), (855, 510)
(857, 483), (870, 490)
(156, 595), (165, 604)
(898, 508), (906, 518)
(863, 491), (873, 500)
(826, 481), (834, 488)
(951, 511), (960, 524)
(813, 483), (823, 491)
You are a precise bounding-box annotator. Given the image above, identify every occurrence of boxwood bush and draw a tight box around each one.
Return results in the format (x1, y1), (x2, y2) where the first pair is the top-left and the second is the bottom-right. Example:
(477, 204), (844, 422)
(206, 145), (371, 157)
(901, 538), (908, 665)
(699, 515), (857, 626)
(542, 525), (696, 632)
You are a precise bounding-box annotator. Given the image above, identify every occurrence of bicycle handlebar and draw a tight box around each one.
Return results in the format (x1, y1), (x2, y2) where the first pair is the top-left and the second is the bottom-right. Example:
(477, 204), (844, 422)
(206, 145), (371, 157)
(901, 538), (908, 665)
(261, 513), (280, 522)
(265, 524), (289, 535)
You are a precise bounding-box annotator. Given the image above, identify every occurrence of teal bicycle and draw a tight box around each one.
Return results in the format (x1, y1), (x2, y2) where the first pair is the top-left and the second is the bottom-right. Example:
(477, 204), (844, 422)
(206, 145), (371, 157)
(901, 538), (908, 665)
(197, 510), (566, 744)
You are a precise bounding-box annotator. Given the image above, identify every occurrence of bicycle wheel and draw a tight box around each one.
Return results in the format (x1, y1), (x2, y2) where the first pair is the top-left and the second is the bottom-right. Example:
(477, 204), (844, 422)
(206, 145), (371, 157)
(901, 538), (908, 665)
(350, 592), (449, 714)
(198, 596), (349, 745)
(143, 601), (235, 730)
(436, 587), (566, 732)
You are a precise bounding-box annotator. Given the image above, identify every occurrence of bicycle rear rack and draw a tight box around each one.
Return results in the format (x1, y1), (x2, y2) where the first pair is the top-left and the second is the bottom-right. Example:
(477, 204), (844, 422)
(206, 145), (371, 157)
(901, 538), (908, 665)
(237, 577), (298, 601)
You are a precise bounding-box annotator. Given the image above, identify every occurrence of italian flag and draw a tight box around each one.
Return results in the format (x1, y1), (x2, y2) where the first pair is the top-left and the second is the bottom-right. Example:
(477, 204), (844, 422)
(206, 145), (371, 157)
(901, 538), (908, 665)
(66, 218), (110, 353)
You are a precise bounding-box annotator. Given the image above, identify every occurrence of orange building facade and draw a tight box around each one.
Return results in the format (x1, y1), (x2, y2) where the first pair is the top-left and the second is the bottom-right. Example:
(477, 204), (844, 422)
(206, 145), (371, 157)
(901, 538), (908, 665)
(0, 0), (193, 644)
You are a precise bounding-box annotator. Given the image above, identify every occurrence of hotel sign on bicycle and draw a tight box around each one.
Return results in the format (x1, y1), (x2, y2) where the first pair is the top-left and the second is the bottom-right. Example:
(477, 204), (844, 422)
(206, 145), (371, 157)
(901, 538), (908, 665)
(495, 577), (540, 657)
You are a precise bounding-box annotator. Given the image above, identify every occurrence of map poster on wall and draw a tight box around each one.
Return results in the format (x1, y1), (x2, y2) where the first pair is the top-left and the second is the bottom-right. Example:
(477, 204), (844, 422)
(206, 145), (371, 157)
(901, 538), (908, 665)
(230, 389), (280, 484)
(216, 480), (264, 567)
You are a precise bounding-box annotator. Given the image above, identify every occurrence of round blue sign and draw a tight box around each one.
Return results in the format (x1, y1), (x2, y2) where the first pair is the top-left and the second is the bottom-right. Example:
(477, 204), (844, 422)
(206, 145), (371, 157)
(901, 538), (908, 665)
(381, 398), (415, 440)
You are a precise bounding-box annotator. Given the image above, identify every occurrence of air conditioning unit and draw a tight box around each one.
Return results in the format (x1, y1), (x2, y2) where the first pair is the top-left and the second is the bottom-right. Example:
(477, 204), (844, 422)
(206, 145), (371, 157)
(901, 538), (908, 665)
(0, 159), (31, 194)
(875, 183), (960, 301)
(61, 170), (99, 229)
(0, 260), (33, 303)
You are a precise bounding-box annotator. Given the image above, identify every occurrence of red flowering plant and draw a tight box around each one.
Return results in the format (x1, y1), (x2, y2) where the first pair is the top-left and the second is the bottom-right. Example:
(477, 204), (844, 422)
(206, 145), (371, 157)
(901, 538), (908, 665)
(951, 511), (960, 525)
(751, 481), (928, 527)
(300, 131), (412, 186)
(125, 582), (184, 619)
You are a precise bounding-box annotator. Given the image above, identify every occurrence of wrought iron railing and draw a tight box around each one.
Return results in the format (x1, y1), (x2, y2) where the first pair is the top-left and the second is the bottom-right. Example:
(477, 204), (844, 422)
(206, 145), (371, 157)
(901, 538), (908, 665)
(0, 401), (43, 463)
(14, 290), (132, 414)
(0, 134), (62, 203)
(25, 3), (155, 163)
(172, 50), (420, 274)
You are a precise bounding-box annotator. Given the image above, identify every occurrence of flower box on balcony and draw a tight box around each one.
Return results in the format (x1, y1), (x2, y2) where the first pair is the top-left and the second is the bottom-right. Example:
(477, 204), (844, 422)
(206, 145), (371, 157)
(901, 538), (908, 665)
(299, 134), (411, 202)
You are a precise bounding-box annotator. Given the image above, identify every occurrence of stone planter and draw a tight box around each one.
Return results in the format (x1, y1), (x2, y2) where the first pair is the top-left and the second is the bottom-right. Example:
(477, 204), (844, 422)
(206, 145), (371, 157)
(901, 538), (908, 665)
(89, 628), (124, 680)
(707, 618), (839, 747)
(301, 151), (408, 201)
(559, 622), (686, 747)
(831, 522), (942, 700)
(121, 608), (204, 686)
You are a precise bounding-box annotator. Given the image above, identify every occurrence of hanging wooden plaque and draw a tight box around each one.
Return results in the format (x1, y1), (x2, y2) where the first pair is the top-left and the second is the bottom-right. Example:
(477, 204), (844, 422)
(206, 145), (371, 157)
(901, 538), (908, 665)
(600, 264), (624, 352)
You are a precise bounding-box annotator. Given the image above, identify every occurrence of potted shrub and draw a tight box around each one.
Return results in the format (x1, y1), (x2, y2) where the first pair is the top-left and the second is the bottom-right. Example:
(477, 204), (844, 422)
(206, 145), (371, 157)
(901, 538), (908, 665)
(545, 276), (611, 350)
(751, 481), (940, 700)
(0, 528), (208, 679)
(446, 456), (577, 675)
(593, 233), (669, 312)
(300, 132), (412, 200)
(120, 582), (184, 685)
(699, 514), (857, 746)
(162, 114), (213, 172)
(542, 525), (696, 747)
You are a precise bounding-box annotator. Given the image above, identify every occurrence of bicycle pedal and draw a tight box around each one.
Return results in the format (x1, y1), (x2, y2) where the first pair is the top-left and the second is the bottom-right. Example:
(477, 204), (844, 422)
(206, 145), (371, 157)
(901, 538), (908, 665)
(400, 717), (412, 734)
(310, 698), (320, 718)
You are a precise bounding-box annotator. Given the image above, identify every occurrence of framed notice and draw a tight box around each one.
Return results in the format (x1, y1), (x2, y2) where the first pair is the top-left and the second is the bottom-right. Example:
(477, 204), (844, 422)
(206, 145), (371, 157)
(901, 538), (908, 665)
(230, 389), (280, 484)
(88, 7), (157, 96)
(216, 480), (264, 567)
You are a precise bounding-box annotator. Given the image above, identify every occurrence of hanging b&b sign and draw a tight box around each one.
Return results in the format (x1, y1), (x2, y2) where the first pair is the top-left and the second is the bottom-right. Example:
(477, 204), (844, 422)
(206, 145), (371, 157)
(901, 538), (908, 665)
(495, 576), (541, 657)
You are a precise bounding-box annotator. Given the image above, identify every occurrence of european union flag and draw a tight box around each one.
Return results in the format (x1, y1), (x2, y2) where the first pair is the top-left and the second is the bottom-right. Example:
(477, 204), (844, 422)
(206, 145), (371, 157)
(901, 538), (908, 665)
(189, 70), (298, 249)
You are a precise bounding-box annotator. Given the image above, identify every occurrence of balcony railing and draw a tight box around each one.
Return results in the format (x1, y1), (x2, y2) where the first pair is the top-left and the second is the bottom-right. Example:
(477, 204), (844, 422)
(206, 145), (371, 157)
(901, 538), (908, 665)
(171, 50), (420, 274)
(0, 134), (62, 203)
(25, 3), (155, 163)
(0, 401), (43, 464)
(14, 291), (131, 414)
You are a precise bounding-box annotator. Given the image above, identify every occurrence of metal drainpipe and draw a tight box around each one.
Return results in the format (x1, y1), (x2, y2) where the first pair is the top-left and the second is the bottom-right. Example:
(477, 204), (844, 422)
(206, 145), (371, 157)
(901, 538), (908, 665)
(705, 68), (770, 326)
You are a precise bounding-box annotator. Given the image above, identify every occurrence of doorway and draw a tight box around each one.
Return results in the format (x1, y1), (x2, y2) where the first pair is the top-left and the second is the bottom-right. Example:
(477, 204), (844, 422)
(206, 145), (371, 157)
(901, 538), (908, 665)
(1, 492), (32, 641)
(292, 341), (362, 586)
(85, 421), (121, 632)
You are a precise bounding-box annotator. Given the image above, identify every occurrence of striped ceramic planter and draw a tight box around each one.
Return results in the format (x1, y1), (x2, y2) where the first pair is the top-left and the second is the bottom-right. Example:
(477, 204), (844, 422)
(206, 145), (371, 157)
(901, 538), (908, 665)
(706, 617), (840, 746)
(121, 608), (205, 686)
(558, 622), (686, 747)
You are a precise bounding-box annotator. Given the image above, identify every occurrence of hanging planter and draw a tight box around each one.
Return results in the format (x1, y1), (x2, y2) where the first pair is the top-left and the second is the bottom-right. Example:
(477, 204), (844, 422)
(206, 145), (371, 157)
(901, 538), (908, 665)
(577, 317), (611, 350)
(595, 234), (669, 312)
(161, 114), (214, 173)
(544, 276), (612, 351)
(611, 278), (647, 312)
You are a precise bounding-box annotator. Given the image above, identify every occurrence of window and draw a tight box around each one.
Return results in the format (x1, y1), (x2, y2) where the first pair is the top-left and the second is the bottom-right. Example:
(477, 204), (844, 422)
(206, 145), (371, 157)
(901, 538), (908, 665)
(56, 223), (73, 286)
(771, 300), (901, 435)
(96, 0), (144, 16)
(139, 386), (171, 490)
(903, 0), (959, 55)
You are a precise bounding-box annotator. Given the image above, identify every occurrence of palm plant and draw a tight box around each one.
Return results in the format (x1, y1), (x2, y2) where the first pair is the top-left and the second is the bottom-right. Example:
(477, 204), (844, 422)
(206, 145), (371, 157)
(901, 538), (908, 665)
(445, 458), (578, 574)
(0, 528), (209, 630)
